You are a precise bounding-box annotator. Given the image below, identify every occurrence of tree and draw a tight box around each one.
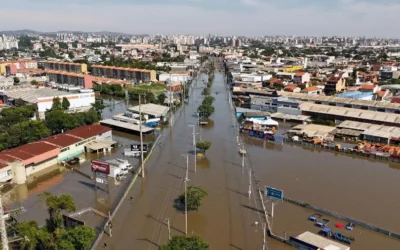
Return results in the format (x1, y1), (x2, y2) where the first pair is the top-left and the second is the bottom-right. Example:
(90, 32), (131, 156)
(197, 103), (214, 118)
(202, 96), (215, 106)
(45, 109), (79, 134)
(15, 98), (25, 107)
(157, 92), (167, 104)
(15, 221), (40, 250)
(39, 192), (76, 233)
(31, 80), (38, 86)
(160, 235), (209, 250)
(51, 97), (62, 110)
(202, 87), (211, 96)
(196, 141), (212, 154)
(55, 226), (96, 250)
(13, 76), (20, 84)
(61, 97), (70, 110)
(67, 51), (74, 59)
(92, 99), (105, 114)
(179, 186), (208, 211)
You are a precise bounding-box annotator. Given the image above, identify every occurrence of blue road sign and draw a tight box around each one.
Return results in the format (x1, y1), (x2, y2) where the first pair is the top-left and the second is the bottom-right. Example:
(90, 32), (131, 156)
(265, 186), (283, 201)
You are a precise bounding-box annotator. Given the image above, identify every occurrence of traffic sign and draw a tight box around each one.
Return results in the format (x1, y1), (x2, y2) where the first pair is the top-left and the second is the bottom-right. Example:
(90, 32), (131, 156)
(265, 186), (283, 201)
(131, 144), (148, 152)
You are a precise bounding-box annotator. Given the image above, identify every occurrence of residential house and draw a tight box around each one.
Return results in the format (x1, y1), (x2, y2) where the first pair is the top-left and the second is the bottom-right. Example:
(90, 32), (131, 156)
(301, 86), (321, 95)
(293, 72), (310, 84)
(324, 76), (346, 95)
(284, 84), (300, 93)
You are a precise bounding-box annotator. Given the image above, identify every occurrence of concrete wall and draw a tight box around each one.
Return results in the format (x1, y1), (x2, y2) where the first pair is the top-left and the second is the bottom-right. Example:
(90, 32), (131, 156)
(25, 157), (58, 177)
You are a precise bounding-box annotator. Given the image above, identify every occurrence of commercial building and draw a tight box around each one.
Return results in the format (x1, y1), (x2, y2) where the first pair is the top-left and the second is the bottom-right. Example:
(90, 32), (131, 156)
(91, 65), (156, 83)
(0, 124), (112, 184)
(159, 72), (191, 83)
(0, 87), (95, 119)
(283, 65), (303, 73)
(250, 95), (302, 115)
(47, 70), (93, 89)
(43, 61), (88, 74)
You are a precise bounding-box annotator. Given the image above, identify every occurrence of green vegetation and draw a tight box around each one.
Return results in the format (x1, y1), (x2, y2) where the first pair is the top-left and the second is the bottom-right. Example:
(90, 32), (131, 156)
(160, 235), (209, 250)
(312, 118), (336, 126)
(12, 192), (96, 250)
(13, 77), (20, 84)
(157, 92), (167, 104)
(18, 35), (34, 49)
(179, 186), (208, 211)
(201, 87), (211, 96)
(0, 98), (103, 150)
(31, 80), (38, 86)
(103, 56), (170, 71)
(196, 141), (212, 154)
(61, 97), (70, 110)
(39, 49), (63, 59)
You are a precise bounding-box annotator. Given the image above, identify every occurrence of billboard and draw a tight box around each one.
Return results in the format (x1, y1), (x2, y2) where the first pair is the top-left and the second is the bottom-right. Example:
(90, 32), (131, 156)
(91, 160), (110, 175)
(265, 186), (283, 201)
(131, 144), (148, 152)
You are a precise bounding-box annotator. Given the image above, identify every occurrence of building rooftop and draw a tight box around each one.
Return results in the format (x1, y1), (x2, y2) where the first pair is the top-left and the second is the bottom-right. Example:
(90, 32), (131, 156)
(288, 124), (336, 138)
(41, 134), (82, 148)
(338, 120), (400, 140)
(66, 124), (112, 140)
(295, 231), (350, 250)
(300, 102), (400, 125)
(337, 91), (373, 99)
(1, 87), (83, 104)
(128, 103), (170, 117)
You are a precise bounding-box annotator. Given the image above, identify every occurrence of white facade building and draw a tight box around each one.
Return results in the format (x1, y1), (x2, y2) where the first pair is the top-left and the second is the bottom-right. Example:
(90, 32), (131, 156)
(0, 35), (18, 50)
(159, 73), (190, 83)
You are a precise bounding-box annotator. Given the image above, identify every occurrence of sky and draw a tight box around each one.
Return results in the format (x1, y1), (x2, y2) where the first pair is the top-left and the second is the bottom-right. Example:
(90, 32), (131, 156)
(1, 0), (399, 37)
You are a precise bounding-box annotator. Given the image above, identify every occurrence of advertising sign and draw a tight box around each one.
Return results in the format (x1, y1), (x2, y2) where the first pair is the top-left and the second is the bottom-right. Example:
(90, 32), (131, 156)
(95, 177), (108, 184)
(91, 160), (110, 175)
(131, 144), (148, 152)
(265, 186), (283, 201)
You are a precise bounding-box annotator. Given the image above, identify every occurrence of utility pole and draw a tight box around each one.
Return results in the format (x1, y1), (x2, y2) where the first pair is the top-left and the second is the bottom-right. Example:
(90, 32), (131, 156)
(262, 223), (266, 250)
(183, 154), (189, 235)
(139, 95), (144, 178)
(165, 218), (171, 240)
(248, 169), (252, 198)
(241, 143), (245, 168)
(189, 125), (196, 173)
(0, 192), (8, 250)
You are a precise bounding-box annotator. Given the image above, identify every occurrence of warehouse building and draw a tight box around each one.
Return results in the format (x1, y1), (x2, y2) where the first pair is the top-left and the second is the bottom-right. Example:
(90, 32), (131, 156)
(0, 87), (95, 119)
(0, 125), (112, 185)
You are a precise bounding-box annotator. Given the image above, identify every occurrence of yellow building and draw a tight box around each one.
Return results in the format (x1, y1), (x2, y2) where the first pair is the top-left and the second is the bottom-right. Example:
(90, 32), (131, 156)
(283, 65), (303, 73)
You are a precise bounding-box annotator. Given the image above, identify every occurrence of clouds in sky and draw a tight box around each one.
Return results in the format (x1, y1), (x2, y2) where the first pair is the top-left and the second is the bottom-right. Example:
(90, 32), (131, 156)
(1, 0), (399, 37)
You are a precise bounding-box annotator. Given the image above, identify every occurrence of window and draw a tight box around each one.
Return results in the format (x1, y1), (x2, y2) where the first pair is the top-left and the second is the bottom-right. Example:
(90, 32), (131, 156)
(0, 169), (11, 179)
(361, 106), (368, 110)
(328, 103), (336, 106)
(344, 104), (352, 108)
(61, 147), (70, 153)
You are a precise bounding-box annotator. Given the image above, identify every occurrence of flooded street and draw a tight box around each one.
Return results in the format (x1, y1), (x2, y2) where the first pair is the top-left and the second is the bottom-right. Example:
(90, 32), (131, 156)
(94, 68), (400, 250)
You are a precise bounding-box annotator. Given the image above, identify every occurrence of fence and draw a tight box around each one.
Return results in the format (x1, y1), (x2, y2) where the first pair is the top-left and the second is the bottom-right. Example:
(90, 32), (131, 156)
(284, 139), (400, 164)
(283, 197), (400, 239)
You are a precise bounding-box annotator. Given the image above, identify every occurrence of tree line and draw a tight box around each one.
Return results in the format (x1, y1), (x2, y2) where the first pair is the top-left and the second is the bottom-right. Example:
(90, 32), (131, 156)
(0, 98), (104, 151)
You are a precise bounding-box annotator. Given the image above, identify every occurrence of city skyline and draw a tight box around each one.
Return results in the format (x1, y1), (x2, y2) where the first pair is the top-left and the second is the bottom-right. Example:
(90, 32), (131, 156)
(1, 0), (400, 37)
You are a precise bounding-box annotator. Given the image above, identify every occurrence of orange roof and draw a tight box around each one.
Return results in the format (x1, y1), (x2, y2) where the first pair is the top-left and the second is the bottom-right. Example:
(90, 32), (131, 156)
(301, 86), (320, 93)
(284, 84), (297, 92)
(359, 84), (375, 90)
(92, 65), (154, 73)
(295, 72), (306, 77)
(66, 124), (111, 140)
(376, 90), (386, 98)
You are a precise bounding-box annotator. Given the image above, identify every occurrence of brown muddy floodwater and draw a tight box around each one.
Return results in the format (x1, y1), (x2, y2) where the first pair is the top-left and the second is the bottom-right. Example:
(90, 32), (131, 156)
(94, 69), (400, 250)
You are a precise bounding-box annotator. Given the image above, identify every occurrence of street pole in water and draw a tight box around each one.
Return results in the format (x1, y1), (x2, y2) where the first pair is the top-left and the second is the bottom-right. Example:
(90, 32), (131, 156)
(165, 218), (171, 240)
(262, 223), (266, 250)
(189, 125), (196, 173)
(139, 95), (144, 178)
(184, 154), (189, 235)
(248, 169), (252, 198)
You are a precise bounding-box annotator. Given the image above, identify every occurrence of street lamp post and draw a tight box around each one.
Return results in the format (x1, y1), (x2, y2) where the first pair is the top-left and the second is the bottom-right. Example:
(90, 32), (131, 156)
(139, 95), (144, 178)
(182, 154), (189, 235)
(189, 125), (196, 173)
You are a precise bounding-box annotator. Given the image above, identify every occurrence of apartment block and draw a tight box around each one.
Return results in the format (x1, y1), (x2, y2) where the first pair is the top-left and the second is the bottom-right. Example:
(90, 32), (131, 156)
(0, 60), (38, 75)
(47, 70), (93, 88)
(43, 61), (88, 74)
(91, 65), (156, 83)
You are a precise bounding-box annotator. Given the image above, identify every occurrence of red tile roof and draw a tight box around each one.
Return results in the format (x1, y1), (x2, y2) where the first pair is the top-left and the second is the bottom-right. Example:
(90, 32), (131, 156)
(295, 72), (306, 77)
(301, 86), (320, 93)
(41, 134), (81, 148)
(284, 85), (297, 92)
(391, 97), (400, 103)
(359, 84), (375, 91)
(66, 124), (111, 139)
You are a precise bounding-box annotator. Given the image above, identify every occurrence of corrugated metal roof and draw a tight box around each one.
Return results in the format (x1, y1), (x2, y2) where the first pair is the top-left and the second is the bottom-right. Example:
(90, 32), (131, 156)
(66, 124), (111, 139)
(41, 134), (81, 148)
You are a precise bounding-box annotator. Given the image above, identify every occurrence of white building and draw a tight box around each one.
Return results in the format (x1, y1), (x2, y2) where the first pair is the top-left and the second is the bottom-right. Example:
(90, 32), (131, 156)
(0, 35), (18, 50)
(1, 87), (95, 119)
(159, 72), (191, 83)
